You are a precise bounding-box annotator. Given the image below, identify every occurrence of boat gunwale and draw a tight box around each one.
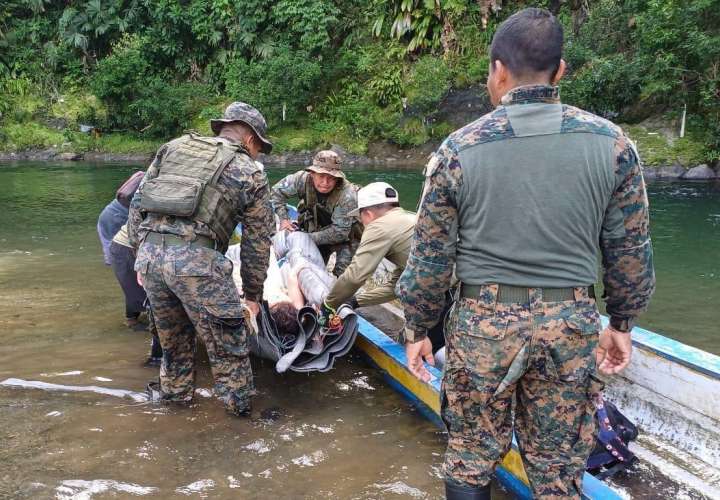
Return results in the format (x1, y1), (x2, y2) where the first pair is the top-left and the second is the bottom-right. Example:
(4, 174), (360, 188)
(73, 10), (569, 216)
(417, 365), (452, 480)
(599, 317), (720, 381)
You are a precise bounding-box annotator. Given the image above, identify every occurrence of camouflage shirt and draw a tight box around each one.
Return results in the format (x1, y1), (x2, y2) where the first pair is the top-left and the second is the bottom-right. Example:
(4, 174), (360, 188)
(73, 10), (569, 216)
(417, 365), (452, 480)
(270, 170), (358, 246)
(397, 85), (655, 341)
(127, 136), (274, 302)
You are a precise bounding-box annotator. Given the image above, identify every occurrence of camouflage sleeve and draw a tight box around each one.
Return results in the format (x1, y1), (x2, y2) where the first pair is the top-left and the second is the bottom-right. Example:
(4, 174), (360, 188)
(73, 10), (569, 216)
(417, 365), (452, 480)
(240, 167), (275, 303)
(270, 171), (305, 221)
(309, 186), (354, 246)
(127, 146), (164, 249)
(397, 142), (460, 341)
(600, 135), (655, 322)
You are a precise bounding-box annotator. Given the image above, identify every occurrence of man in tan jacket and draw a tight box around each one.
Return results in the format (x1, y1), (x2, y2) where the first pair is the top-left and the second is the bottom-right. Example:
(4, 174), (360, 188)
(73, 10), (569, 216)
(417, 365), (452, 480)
(323, 182), (415, 310)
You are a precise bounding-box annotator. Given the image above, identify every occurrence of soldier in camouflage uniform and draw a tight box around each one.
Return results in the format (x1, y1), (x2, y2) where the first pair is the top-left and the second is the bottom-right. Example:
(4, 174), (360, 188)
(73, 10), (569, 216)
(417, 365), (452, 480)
(270, 150), (362, 276)
(397, 9), (655, 500)
(128, 102), (274, 416)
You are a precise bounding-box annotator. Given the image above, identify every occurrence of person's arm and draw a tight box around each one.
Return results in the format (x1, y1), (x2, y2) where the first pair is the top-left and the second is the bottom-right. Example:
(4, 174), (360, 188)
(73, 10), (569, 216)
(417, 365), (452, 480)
(397, 141), (460, 343)
(270, 171), (305, 222)
(324, 224), (391, 308)
(598, 133), (655, 373)
(240, 167), (275, 303)
(354, 264), (402, 307)
(127, 146), (165, 249)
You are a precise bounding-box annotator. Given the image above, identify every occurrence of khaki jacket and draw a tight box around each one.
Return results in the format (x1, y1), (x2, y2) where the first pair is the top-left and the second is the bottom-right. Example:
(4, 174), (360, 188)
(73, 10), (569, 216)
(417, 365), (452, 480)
(325, 207), (416, 308)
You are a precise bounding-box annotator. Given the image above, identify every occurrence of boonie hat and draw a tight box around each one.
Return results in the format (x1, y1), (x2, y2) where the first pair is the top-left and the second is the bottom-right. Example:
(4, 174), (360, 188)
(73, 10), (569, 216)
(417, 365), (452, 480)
(210, 102), (273, 154)
(348, 182), (399, 216)
(305, 150), (345, 179)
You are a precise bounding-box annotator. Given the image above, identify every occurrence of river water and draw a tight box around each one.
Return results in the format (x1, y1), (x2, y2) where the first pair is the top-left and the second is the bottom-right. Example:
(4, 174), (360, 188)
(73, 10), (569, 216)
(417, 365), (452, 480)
(0, 161), (718, 499)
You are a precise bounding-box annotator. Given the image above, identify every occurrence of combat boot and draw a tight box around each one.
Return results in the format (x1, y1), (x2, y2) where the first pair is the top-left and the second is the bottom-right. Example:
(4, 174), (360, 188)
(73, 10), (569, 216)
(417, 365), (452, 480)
(445, 480), (491, 500)
(225, 392), (252, 417)
(146, 380), (162, 402)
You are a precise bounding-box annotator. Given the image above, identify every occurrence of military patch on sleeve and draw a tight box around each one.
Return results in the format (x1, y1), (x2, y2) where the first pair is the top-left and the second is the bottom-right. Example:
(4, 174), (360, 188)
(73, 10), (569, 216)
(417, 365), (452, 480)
(417, 154), (441, 211)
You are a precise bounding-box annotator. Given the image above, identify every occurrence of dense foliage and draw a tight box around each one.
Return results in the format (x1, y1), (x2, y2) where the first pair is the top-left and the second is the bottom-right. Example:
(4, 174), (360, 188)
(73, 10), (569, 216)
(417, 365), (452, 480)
(0, 0), (718, 162)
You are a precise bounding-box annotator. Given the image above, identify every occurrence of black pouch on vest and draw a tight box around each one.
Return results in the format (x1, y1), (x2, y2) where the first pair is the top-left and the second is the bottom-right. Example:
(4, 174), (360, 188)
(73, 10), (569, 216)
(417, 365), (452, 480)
(139, 174), (205, 217)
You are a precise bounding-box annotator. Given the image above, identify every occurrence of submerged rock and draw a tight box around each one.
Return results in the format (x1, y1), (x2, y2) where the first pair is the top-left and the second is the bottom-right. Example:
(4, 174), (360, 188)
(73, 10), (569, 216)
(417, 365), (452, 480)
(682, 164), (718, 180)
(655, 165), (685, 179)
(56, 152), (83, 161)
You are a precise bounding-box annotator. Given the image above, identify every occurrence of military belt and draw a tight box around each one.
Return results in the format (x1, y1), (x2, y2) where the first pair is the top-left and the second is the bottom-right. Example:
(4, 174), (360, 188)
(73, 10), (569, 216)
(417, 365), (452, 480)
(460, 283), (595, 303)
(145, 232), (216, 250)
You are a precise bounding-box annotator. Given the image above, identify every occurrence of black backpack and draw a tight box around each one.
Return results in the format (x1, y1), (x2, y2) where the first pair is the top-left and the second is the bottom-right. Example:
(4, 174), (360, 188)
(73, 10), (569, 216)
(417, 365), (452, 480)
(587, 396), (639, 479)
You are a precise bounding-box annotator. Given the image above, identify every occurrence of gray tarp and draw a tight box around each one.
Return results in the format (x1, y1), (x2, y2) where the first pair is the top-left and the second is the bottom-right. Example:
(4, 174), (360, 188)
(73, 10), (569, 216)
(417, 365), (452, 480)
(226, 231), (358, 373)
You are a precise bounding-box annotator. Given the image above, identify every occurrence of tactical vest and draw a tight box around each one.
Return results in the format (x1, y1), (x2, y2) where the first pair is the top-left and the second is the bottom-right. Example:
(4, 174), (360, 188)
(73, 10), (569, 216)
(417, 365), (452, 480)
(297, 176), (363, 241)
(139, 134), (246, 246)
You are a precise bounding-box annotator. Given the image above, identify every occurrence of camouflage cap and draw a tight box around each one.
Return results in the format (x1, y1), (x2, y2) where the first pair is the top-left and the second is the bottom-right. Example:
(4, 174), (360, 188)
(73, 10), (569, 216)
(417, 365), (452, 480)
(305, 150), (345, 179)
(210, 102), (273, 154)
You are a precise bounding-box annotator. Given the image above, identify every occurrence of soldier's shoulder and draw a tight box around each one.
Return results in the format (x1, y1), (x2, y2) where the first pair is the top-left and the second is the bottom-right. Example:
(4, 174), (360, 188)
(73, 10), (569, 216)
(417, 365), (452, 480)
(278, 169), (307, 184)
(340, 180), (358, 197)
(561, 105), (625, 139)
(446, 107), (513, 152)
(158, 134), (192, 154)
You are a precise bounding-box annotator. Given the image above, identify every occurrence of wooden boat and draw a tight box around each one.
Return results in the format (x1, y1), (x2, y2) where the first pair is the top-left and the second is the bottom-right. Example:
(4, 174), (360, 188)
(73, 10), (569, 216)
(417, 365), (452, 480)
(354, 308), (720, 499)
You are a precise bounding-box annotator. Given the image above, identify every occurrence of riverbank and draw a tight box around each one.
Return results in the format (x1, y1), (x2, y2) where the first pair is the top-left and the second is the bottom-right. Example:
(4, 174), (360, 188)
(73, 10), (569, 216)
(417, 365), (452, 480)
(2, 144), (718, 179)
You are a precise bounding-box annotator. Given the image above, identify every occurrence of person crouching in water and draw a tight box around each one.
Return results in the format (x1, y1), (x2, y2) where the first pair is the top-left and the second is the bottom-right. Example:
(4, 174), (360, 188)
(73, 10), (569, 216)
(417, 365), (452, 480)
(270, 150), (363, 277)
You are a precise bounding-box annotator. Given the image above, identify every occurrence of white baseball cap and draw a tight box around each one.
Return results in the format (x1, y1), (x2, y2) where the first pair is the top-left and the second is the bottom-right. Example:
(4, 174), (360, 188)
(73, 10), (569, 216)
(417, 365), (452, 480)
(348, 182), (400, 216)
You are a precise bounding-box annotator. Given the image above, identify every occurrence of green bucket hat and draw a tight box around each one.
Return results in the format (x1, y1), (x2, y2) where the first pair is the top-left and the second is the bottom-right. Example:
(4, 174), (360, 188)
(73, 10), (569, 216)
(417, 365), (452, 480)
(210, 102), (273, 154)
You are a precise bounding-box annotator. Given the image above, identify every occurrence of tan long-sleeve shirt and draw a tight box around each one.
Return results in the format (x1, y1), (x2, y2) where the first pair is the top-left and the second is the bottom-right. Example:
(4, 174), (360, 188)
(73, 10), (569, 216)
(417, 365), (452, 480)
(325, 207), (416, 308)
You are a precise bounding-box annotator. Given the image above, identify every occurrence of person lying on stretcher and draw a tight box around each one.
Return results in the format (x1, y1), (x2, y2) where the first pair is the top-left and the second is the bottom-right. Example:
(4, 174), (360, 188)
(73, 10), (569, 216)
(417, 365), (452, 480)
(226, 230), (340, 333)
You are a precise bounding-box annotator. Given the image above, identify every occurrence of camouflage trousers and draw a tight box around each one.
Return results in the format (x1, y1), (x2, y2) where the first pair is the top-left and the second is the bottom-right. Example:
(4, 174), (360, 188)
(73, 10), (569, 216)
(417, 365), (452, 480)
(319, 238), (360, 277)
(135, 240), (253, 414)
(442, 284), (602, 499)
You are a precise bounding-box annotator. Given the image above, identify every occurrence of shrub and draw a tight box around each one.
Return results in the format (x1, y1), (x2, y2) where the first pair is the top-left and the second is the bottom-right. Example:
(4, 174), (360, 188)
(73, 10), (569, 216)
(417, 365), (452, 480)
(387, 117), (429, 147)
(130, 80), (215, 137)
(0, 122), (65, 151)
(91, 34), (216, 136)
(404, 55), (452, 113)
(562, 54), (643, 119)
(224, 46), (324, 126)
(50, 92), (108, 128)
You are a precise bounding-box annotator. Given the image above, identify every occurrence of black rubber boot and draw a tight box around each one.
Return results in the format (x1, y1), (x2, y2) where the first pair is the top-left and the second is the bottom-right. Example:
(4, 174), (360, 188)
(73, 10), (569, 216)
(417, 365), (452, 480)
(445, 480), (491, 500)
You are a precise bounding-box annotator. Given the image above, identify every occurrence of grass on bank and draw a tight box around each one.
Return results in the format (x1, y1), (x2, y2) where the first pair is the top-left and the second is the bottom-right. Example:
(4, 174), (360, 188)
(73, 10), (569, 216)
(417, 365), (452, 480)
(0, 122), (161, 154)
(0, 115), (710, 168)
(624, 124), (709, 167)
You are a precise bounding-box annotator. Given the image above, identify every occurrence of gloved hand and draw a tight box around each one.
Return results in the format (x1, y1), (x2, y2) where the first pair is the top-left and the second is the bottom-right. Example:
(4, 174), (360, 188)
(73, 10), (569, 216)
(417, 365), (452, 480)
(319, 300), (342, 330)
(319, 300), (336, 328)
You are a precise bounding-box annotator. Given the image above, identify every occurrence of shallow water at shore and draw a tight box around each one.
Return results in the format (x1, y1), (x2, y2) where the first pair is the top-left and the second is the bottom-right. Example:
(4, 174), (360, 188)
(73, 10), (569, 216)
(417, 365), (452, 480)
(0, 161), (718, 499)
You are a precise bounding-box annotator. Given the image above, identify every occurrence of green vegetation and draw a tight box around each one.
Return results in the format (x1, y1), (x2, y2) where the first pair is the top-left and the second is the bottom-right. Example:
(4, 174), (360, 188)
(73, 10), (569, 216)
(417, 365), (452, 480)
(1, 0), (718, 165)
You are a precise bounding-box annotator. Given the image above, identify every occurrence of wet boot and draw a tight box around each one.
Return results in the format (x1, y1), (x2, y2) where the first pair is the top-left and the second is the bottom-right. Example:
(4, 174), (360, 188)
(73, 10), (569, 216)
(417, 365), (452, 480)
(225, 392), (252, 417)
(146, 380), (193, 405)
(146, 380), (162, 402)
(445, 481), (491, 500)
